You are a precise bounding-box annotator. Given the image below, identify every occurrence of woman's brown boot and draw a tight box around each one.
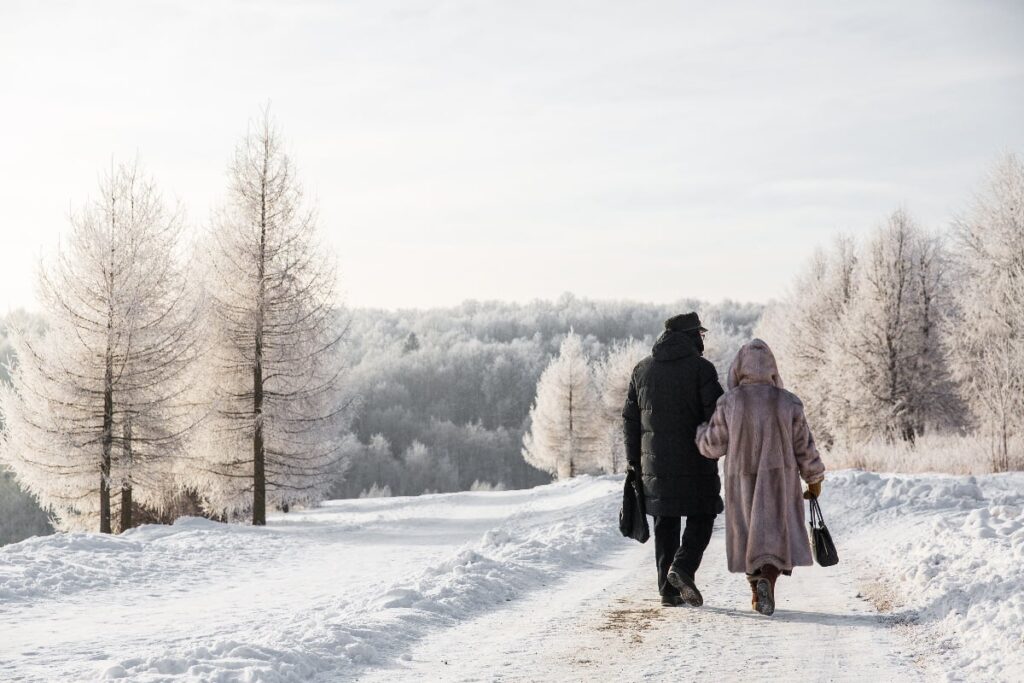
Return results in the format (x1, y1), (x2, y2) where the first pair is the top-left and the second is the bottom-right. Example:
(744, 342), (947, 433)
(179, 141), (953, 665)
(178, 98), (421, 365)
(749, 579), (759, 612)
(754, 564), (780, 616)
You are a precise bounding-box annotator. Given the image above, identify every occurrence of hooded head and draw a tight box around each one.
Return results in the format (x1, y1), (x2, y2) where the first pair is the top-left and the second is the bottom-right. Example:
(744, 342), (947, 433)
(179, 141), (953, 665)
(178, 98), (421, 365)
(727, 338), (784, 390)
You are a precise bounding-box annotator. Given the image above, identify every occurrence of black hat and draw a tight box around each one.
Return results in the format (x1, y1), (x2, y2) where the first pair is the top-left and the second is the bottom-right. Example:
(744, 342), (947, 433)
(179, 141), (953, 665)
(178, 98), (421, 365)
(664, 312), (707, 333)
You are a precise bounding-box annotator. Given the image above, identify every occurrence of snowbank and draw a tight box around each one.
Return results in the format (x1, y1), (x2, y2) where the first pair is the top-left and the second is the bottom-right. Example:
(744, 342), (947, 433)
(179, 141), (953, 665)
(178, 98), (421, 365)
(114, 476), (624, 681)
(0, 476), (631, 681)
(826, 470), (1024, 682)
(0, 516), (260, 602)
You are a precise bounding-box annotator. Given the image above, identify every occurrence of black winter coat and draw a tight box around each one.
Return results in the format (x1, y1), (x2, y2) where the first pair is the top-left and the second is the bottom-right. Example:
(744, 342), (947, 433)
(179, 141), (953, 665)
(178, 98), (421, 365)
(622, 330), (725, 517)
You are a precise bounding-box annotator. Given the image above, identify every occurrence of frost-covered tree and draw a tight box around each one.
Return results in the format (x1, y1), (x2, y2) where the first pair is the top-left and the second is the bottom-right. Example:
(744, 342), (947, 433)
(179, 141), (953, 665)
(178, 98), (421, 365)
(757, 236), (857, 445)
(834, 209), (955, 443)
(195, 108), (349, 524)
(951, 154), (1024, 470)
(594, 339), (647, 473)
(0, 162), (196, 533)
(522, 331), (602, 478)
(701, 310), (752, 386)
(400, 440), (457, 494)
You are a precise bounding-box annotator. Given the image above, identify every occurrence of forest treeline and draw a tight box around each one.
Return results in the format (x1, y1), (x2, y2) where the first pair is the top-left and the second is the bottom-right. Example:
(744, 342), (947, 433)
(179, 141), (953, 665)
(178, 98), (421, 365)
(335, 296), (760, 497)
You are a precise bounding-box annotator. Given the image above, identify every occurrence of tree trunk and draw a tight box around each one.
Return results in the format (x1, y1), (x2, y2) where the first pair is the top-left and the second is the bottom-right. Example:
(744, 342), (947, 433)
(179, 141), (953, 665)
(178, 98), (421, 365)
(901, 424), (916, 445)
(997, 415), (1010, 473)
(120, 483), (133, 532)
(100, 350), (113, 534)
(120, 418), (133, 532)
(568, 383), (575, 478)
(253, 371), (265, 525)
(99, 464), (111, 533)
(100, 215), (118, 534)
(252, 144), (269, 527)
(253, 273), (266, 524)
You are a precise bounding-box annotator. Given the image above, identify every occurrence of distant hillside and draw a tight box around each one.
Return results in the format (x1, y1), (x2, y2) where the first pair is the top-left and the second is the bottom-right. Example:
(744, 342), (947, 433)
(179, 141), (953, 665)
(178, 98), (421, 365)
(334, 295), (763, 498)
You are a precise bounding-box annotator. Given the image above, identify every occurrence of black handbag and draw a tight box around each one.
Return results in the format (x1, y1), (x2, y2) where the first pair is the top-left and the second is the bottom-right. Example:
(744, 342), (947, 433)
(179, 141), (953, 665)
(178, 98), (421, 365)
(808, 497), (839, 567)
(619, 468), (650, 543)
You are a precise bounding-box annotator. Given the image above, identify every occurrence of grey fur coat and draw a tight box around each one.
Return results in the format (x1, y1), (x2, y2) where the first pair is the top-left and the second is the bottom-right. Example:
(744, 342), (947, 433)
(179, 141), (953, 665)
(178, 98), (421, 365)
(696, 339), (825, 574)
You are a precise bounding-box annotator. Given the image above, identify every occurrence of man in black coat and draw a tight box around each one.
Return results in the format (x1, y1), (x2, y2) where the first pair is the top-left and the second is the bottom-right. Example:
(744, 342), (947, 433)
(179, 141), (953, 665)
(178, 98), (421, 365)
(623, 312), (725, 607)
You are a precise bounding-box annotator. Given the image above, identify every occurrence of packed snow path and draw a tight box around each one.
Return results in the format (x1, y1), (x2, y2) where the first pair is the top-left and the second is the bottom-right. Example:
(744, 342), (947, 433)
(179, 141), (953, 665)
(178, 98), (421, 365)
(359, 532), (921, 682)
(2, 472), (1022, 681)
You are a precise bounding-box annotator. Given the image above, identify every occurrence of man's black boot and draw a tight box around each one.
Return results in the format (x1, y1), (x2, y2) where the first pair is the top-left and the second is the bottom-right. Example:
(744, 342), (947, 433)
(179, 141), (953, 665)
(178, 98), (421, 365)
(666, 566), (704, 607)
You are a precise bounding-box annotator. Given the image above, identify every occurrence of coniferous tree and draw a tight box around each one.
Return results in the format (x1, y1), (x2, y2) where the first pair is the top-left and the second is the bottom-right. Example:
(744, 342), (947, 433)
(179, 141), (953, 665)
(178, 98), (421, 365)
(0, 162), (196, 532)
(194, 108), (349, 524)
(522, 331), (602, 478)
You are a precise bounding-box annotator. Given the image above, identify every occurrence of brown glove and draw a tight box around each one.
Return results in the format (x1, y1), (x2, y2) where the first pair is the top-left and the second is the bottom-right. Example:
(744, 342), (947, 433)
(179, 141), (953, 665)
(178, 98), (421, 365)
(803, 481), (822, 500)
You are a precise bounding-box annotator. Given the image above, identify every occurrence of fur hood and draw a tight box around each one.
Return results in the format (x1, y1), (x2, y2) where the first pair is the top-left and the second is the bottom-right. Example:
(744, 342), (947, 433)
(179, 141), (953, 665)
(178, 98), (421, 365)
(727, 338), (784, 390)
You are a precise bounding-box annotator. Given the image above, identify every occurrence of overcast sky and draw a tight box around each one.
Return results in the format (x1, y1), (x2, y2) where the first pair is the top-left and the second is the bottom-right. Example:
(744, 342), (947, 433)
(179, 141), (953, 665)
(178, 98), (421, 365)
(1, 0), (1022, 312)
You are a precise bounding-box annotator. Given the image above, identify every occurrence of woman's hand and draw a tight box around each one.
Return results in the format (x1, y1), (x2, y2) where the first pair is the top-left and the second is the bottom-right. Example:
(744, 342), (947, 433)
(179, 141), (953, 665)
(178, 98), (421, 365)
(803, 481), (822, 500)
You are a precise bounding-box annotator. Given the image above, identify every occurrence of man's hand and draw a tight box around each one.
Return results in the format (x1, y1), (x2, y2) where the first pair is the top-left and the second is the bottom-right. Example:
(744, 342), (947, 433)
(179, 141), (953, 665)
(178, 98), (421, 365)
(803, 481), (822, 500)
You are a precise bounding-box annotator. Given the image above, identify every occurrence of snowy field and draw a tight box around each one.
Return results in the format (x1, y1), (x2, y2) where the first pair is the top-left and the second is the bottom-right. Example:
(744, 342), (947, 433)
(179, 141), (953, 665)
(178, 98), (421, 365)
(1, 471), (1022, 682)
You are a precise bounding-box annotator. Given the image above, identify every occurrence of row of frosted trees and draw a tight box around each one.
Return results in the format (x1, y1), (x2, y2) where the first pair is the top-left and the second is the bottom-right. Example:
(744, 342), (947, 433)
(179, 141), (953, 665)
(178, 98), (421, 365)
(759, 154), (1024, 470)
(0, 109), (349, 532)
(522, 322), (745, 479)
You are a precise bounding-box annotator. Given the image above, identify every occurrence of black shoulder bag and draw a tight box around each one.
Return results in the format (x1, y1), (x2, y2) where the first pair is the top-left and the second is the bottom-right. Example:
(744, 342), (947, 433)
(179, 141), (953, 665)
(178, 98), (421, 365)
(619, 468), (650, 543)
(808, 497), (839, 567)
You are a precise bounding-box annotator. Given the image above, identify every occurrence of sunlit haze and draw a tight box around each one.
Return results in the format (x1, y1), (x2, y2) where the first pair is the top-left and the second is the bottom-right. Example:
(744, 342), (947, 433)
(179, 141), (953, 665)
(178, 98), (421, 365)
(1, 0), (1022, 311)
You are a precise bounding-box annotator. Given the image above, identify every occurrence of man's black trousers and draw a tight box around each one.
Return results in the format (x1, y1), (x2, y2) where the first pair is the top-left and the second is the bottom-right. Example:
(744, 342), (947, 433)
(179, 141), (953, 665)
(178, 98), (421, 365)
(653, 514), (716, 597)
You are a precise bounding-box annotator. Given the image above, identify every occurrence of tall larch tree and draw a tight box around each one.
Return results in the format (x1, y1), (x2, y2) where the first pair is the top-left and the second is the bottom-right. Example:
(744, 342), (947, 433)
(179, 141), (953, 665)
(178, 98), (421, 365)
(0, 162), (195, 532)
(196, 108), (349, 524)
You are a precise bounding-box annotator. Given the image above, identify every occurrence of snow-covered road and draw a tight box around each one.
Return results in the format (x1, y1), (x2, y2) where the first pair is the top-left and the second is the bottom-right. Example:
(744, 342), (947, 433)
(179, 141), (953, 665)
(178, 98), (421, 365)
(359, 528), (923, 682)
(2, 471), (1022, 682)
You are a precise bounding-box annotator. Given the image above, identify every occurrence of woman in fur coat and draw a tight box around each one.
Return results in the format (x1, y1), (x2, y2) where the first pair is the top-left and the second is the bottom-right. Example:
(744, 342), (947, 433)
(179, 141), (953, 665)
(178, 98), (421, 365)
(696, 338), (825, 616)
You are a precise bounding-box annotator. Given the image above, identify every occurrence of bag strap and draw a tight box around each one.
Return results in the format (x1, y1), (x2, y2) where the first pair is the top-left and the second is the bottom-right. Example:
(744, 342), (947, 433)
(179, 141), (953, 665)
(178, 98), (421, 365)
(808, 497), (824, 529)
